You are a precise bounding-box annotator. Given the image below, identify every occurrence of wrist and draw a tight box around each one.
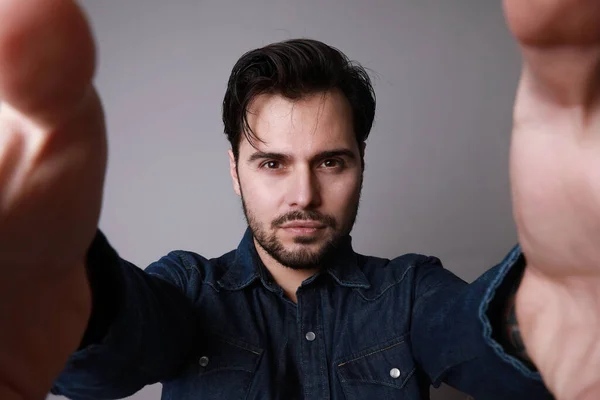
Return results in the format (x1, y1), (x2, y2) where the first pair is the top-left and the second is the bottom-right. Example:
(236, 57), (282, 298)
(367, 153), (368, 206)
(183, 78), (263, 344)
(503, 262), (540, 370)
(504, 288), (536, 368)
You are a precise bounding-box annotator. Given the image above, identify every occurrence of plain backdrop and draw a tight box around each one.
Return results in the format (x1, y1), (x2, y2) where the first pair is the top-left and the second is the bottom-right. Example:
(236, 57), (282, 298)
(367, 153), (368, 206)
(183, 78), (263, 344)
(49, 0), (523, 399)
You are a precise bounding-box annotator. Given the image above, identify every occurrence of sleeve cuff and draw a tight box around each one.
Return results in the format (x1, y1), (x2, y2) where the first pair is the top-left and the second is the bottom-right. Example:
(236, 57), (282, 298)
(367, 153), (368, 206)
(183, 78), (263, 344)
(79, 229), (125, 349)
(479, 244), (542, 380)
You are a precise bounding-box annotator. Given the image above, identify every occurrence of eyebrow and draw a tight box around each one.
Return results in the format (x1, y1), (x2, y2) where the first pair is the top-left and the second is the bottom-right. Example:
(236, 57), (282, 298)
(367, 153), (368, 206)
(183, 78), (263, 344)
(247, 149), (357, 164)
(247, 152), (290, 164)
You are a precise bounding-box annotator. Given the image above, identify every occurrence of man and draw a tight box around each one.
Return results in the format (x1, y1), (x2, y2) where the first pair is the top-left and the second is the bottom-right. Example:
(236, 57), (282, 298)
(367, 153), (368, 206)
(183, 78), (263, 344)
(0, 0), (599, 399)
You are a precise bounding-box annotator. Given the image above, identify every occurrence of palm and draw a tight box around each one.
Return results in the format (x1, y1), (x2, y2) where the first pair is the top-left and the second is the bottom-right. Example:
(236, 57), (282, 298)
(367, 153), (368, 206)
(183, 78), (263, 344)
(0, 0), (105, 398)
(505, 0), (600, 399)
(510, 98), (600, 277)
(0, 1), (105, 269)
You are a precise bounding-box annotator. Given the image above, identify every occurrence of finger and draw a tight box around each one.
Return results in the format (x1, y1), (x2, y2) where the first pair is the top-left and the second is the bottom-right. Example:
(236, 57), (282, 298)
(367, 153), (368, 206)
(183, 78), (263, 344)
(0, 0), (96, 129)
(504, 0), (600, 47)
(505, 0), (600, 107)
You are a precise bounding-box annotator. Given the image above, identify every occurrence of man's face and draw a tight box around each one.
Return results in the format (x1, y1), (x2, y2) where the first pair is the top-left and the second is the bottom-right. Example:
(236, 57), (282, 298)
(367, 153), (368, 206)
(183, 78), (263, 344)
(229, 90), (364, 270)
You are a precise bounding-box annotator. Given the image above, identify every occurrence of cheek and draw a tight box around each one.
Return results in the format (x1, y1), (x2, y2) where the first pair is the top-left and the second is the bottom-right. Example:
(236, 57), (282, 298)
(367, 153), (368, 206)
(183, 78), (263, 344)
(240, 174), (282, 214)
(321, 173), (361, 208)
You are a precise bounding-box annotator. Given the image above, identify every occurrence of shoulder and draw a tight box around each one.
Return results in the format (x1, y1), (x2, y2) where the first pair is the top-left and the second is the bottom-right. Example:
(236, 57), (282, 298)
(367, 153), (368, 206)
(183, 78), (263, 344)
(144, 248), (236, 291)
(356, 252), (442, 293)
(359, 252), (441, 277)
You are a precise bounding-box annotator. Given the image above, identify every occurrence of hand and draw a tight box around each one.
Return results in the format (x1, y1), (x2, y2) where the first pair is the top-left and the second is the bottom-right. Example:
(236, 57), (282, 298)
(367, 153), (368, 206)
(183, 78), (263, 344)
(505, 0), (600, 399)
(0, 0), (106, 398)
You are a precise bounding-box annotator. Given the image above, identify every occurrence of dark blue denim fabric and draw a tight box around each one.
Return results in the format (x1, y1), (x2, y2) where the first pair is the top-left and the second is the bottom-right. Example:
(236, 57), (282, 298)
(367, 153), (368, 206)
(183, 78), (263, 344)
(52, 228), (552, 399)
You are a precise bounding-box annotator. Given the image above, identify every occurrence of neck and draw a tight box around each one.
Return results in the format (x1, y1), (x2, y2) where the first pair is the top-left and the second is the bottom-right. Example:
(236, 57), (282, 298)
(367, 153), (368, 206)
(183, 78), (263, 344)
(253, 238), (318, 303)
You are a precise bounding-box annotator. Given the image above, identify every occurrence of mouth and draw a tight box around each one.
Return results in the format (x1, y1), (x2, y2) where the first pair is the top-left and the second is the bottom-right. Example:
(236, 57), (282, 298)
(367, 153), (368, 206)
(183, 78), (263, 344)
(279, 221), (327, 235)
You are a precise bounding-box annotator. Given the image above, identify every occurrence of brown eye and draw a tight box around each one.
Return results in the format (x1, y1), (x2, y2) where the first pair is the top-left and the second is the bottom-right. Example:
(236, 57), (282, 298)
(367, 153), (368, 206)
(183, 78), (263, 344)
(262, 160), (281, 169)
(321, 159), (344, 168)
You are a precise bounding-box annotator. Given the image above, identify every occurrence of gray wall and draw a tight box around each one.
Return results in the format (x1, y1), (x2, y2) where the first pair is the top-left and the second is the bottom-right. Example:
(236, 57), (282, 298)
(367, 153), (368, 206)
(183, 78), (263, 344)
(50, 0), (521, 399)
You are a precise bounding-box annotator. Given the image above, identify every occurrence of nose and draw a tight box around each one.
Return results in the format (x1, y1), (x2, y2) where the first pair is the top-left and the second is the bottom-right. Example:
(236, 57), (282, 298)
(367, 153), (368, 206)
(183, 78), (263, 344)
(285, 165), (321, 209)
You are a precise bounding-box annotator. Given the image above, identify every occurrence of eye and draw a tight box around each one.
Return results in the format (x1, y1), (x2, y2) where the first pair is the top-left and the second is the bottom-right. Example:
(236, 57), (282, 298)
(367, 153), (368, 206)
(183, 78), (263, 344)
(260, 160), (282, 170)
(320, 158), (345, 168)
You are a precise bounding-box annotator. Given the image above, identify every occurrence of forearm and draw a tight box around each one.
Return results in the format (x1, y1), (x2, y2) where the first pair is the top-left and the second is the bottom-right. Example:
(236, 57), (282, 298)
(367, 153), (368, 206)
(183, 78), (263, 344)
(412, 252), (551, 398)
(52, 231), (203, 399)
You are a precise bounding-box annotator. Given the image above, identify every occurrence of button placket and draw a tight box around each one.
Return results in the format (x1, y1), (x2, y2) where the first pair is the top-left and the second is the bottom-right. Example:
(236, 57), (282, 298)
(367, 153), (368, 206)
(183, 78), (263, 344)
(297, 286), (330, 399)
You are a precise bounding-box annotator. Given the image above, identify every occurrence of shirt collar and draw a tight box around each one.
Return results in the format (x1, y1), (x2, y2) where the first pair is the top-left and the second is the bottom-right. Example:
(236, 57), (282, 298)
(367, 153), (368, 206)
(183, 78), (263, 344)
(217, 227), (371, 291)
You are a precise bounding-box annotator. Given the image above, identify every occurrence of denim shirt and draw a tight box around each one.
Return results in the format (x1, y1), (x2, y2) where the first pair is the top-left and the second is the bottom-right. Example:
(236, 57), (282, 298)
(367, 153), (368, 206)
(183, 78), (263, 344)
(51, 228), (552, 399)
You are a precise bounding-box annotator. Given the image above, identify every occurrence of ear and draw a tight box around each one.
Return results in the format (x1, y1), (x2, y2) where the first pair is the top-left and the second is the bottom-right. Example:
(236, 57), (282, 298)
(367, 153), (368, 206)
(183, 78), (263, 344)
(228, 149), (241, 196)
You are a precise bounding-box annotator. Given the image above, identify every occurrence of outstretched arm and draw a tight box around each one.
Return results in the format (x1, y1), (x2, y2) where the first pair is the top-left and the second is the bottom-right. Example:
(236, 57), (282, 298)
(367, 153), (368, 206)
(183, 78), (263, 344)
(504, 1), (600, 399)
(0, 0), (106, 398)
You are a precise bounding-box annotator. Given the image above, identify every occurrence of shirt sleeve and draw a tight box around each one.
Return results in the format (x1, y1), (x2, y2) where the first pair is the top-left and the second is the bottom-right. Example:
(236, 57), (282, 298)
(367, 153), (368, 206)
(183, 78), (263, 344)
(409, 246), (553, 399)
(50, 230), (202, 400)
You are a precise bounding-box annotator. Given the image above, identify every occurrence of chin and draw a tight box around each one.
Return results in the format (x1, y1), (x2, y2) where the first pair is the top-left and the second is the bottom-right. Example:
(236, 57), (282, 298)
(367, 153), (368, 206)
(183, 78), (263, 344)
(283, 239), (319, 251)
(278, 238), (321, 254)
(286, 233), (327, 246)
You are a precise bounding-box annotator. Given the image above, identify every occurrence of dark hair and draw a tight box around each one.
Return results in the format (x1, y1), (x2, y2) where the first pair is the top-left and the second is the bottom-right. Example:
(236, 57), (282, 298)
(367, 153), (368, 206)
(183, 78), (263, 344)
(222, 38), (376, 159)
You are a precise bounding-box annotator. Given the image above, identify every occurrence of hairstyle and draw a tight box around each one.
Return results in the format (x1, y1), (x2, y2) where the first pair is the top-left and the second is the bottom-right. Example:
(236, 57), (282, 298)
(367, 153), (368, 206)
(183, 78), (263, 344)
(222, 38), (376, 159)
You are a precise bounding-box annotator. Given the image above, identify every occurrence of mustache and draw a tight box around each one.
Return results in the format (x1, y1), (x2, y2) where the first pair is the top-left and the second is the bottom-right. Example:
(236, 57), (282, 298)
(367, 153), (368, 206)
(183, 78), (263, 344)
(271, 210), (337, 229)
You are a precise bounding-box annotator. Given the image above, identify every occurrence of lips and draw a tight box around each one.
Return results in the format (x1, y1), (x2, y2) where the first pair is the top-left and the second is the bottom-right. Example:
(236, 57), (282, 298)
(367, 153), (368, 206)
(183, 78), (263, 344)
(279, 220), (327, 229)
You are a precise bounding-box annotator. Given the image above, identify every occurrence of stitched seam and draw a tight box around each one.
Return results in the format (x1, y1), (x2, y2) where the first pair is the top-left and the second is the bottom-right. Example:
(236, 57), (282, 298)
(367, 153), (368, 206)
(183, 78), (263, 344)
(339, 379), (406, 390)
(217, 336), (262, 356)
(317, 287), (330, 400)
(478, 245), (543, 381)
(172, 251), (201, 273)
(219, 272), (260, 291)
(402, 366), (416, 387)
(199, 366), (256, 375)
(338, 366), (416, 390)
(354, 265), (415, 302)
(201, 281), (221, 292)
(338, 340), (405, 367)
(327, 269), (369, 288)
(146, 271), (221, 294)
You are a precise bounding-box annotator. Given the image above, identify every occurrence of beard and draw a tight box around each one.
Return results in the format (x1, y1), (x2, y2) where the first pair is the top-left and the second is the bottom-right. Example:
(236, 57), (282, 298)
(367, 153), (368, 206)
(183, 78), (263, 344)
(240, 192), (361, 270)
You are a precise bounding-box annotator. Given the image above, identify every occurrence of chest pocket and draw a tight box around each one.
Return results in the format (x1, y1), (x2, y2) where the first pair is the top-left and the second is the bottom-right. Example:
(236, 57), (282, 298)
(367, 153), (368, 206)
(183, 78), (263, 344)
(163, 334), (262, 400)
(336, 335), (420, 400)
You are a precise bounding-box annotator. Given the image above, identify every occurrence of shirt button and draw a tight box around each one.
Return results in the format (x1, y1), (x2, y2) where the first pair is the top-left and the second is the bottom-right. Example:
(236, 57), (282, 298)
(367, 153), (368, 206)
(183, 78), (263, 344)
(199, 356), (210, 367)
(390, 368), (401, 379)
(305, 331), (316, 341)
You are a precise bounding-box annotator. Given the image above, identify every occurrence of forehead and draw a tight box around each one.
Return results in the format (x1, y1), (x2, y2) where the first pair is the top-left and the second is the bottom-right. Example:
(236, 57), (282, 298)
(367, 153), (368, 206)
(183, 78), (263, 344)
(240, 90), (356, 156)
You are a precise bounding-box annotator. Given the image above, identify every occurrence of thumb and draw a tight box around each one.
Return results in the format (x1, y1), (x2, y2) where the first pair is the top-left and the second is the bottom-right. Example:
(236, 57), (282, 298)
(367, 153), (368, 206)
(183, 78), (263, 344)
(0, 0), (96, 128)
